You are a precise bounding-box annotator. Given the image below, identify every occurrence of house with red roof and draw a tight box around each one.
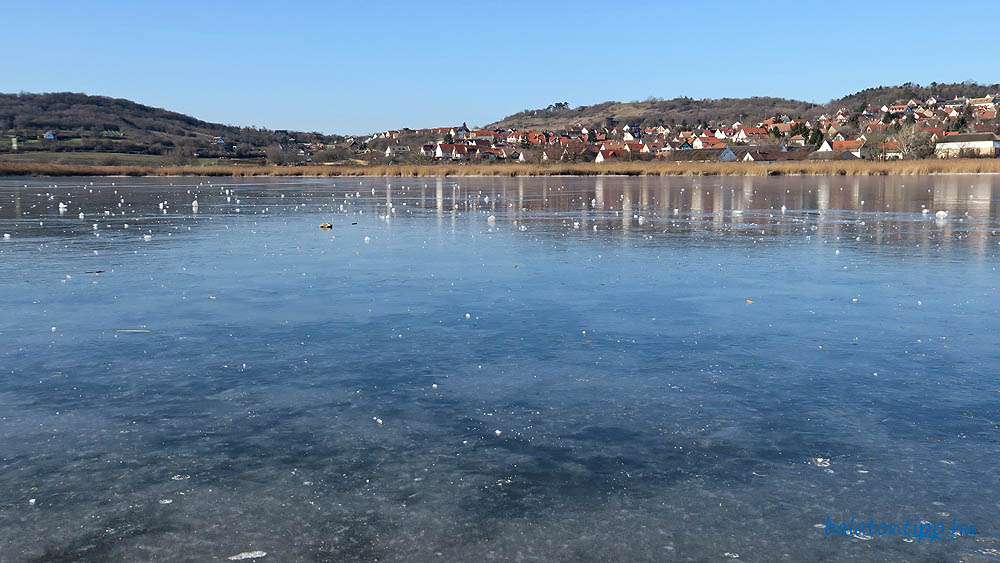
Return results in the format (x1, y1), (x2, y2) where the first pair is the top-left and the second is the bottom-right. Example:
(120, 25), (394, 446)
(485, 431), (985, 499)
(734, 127), (769, 144)
(595, 149), (622, 163)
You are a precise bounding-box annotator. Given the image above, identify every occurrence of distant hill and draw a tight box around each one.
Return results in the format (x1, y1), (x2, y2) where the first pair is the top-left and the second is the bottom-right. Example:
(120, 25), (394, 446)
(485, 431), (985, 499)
(826, 82), (1000, 112)
(0, 92), (333, 156)
(487, 96), (821, 131)
(487, 82), (1000, 131)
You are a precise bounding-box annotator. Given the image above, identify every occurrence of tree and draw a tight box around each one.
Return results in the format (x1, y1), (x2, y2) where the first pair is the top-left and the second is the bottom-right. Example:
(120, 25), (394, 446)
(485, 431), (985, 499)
(266, 146), (299, 166)
(790, 122), (810, 137)
(808, 126), (824, 147)
(313, 147), (350, 163)
(443, 132), (453, 144)
(165, 147), (195, 165)
(234, 143), (255, 157)
(951, 115), (967, 132)
(893, 124), (934, 159)
(861, 131), (890, 160)
(587, 129), (597, 143)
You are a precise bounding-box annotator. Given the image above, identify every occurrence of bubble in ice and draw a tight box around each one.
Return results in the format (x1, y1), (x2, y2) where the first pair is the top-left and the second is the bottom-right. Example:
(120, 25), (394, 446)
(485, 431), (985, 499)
(228, 552), (267, 561)
(363, 236), (371, 243)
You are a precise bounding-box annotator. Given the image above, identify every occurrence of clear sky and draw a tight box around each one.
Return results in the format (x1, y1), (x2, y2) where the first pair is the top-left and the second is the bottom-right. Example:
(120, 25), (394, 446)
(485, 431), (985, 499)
(2, 1), (996, 135)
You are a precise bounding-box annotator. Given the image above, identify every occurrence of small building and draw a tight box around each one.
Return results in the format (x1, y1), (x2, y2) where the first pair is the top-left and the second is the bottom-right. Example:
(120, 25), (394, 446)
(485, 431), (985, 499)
(934, 133), (1000, 158)
(43, 130), (57, 141)
(595, 149), (621, 163)
(384, 145), (411, 158)
(742, 147), (812, 162)
(817, 139), (865, 159)
(662, 147), (736, 162)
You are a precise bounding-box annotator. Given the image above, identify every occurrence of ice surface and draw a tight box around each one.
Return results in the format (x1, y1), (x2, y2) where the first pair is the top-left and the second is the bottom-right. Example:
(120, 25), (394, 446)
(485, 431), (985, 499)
(0, 175), (998, 562)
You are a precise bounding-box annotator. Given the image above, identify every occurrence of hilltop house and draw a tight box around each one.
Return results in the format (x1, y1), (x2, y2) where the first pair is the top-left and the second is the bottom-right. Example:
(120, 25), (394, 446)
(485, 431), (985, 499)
(43, 130), (57, 140)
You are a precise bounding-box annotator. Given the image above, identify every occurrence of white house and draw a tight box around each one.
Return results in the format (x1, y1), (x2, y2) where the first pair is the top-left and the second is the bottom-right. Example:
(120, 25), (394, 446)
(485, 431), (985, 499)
(934, 133), (1000, 158)
(385, 145), (410, 158)
(595, 149), (621, 163)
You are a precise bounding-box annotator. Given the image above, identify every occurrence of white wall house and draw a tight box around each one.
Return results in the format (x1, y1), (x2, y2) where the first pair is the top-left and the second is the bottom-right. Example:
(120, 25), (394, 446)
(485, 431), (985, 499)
(934, 133), (1000, 158)
(385, 145), (410, 158)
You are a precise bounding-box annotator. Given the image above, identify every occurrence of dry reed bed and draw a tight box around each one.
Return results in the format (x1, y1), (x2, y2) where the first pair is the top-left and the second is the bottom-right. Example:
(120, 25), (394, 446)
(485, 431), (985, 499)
(3, 159), (1000, 178)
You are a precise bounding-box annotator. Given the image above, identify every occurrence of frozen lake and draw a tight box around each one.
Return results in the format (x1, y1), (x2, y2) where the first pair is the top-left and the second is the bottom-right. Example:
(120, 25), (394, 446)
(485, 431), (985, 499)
(1, 175), (999, 562)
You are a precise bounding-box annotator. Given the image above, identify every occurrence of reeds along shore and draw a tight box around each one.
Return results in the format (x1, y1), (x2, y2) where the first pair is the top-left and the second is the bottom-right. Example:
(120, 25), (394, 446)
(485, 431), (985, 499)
(3, 159), (1000, 177)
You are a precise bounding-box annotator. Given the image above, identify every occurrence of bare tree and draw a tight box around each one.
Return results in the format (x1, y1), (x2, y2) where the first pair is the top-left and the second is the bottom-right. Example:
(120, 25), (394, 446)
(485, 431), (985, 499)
(861, 130), (890, 160)
(892, 123), (934, 159)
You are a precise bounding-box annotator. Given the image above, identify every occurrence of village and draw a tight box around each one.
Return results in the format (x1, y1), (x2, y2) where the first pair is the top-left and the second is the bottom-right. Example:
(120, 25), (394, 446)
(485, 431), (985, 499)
(5, 90), (1000, 170)
(356, 94), (1000, 165)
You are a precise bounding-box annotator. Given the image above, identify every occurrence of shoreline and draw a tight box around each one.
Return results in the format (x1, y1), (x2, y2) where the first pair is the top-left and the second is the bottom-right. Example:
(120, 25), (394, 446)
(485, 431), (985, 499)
(3, 159), (1000, 178)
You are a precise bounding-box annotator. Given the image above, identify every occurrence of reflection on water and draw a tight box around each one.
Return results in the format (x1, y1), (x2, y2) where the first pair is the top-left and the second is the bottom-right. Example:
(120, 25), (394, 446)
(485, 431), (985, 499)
(0, 175), (998, 562)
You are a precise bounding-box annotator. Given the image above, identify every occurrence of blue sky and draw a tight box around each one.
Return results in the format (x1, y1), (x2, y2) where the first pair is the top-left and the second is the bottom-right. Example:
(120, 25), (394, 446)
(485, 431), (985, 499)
(2, 1), (995, 134)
